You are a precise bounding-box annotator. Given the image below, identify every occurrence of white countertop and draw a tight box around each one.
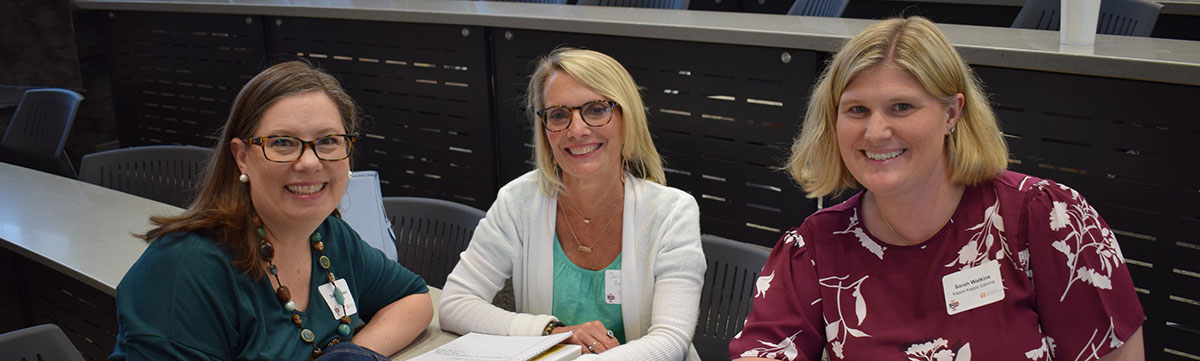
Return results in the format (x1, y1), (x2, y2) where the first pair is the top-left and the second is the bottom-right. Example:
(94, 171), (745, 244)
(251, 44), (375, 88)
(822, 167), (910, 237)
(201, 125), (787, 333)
(72, 0), (1200, 86)
(0, 162), (183, 296)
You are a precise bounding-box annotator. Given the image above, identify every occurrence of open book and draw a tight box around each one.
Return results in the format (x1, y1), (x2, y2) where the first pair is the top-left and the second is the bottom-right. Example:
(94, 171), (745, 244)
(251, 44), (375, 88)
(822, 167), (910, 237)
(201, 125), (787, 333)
(408, 332), (581, 361)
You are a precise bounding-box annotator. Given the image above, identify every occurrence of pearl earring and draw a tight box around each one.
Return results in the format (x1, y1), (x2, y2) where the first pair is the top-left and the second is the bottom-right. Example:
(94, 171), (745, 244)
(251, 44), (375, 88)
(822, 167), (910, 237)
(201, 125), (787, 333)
(239, 174), (249, 183)
(348, 170), (353, 178)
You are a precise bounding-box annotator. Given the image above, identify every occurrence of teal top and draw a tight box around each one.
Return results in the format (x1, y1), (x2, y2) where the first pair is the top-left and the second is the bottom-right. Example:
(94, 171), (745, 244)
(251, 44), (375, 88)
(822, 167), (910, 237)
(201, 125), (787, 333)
(551, 235), (625, 343)
(109, 216), (428, 361)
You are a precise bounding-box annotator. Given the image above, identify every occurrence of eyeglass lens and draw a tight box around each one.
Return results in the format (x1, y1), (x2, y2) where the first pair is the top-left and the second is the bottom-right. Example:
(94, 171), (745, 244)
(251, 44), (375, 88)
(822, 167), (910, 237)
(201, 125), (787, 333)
(544, 101), (613, 131)
(261, 135), (352, 162)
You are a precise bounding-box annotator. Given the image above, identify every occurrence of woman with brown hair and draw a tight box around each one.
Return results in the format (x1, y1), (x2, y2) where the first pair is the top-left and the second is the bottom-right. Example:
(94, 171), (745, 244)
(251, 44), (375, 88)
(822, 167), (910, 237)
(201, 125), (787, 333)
(110, 61), (432, 361)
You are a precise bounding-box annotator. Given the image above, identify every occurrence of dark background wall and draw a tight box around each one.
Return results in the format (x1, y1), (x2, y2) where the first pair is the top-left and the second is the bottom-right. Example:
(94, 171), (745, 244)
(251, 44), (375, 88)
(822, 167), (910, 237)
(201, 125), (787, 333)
(1, 4), (1197, 361)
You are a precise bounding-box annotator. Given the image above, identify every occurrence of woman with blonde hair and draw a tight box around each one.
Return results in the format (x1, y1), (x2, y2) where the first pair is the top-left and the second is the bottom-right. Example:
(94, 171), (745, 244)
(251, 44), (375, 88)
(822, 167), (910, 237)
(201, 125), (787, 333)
(731, 17), (1143, 360)
(440, 48), (705, 361)
(111, 61), (432, 360)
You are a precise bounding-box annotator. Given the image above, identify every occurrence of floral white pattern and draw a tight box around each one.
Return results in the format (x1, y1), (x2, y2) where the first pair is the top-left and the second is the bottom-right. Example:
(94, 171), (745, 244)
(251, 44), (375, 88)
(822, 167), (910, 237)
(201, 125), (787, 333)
(945, 192), (1011, 271)
(1025, 334), (1056, 361)
(904, 338), (971, 361)
(1071, 318), (1124, 361)
(755, 271), (775, 298)
(819, 274), (870, 359)
(835, 209), (886, 259)
(1036, 181), (1126, 301)
(740, 331), (803, 361)
(784, 229), (805, 248)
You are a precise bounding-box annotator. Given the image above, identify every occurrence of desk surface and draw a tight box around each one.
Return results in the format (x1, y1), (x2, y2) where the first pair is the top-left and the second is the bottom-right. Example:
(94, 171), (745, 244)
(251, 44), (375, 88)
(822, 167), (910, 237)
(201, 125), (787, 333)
(0, 162), (183, 296)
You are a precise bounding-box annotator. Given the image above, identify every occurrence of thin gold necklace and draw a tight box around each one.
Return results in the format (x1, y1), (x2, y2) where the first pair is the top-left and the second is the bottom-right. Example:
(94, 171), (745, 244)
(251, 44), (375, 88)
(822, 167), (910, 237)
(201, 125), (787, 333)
(559, 188), (623, 253)
(559, 179), (620, 224)
(879, 212), (913, 246)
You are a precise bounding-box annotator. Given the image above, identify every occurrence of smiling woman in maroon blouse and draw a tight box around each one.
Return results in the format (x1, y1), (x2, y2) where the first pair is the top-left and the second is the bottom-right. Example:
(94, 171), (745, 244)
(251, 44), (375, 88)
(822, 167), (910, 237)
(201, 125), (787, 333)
(730, 16), (1144, 361)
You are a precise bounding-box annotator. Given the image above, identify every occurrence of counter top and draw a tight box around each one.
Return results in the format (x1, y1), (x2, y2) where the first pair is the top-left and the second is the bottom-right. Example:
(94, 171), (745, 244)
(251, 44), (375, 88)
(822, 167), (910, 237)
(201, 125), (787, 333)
(0, 162), (183, 296)
(73, 0), (1200, 86)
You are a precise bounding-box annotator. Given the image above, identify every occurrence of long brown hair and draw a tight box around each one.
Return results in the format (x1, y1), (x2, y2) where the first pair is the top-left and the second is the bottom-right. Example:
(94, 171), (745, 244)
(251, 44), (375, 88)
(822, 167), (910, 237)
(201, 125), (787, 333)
(141, 60), (359, 280)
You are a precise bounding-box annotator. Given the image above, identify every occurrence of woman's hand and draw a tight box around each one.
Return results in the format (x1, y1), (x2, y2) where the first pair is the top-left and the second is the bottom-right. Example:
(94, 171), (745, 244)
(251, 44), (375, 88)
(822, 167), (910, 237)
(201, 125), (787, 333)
(550, 320), (620, 354)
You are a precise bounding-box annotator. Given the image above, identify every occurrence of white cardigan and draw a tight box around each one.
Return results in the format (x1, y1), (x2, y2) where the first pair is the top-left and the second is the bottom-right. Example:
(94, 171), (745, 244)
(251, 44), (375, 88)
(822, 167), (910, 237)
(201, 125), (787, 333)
(439, 171), (705, 361)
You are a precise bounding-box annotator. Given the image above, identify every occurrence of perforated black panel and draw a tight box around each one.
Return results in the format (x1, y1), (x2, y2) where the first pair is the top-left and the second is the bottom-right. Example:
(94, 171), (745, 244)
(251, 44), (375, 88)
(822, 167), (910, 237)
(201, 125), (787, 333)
(106, 11), (265, 148)
(491, 29), (818, 247)
(267, 17), (495, 209)
(977, 65), (1200, 360)
(22, 258), (117, 361)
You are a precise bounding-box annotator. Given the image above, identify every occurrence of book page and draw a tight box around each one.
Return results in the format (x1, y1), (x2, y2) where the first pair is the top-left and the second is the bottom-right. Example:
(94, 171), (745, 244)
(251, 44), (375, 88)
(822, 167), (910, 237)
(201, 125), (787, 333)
(408, 332), (573, 361)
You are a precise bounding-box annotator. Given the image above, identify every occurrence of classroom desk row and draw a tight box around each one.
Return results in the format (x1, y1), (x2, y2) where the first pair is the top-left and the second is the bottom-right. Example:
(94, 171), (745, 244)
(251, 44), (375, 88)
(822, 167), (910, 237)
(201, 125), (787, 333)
(0, 162), (459, 361)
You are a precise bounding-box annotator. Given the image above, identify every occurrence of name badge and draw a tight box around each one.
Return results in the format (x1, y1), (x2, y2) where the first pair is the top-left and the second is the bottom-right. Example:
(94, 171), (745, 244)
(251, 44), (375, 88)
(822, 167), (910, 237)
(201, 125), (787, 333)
(318, 278), (358, 319)
(604, 270), (621, 305)
(941, 260), (1004, 315)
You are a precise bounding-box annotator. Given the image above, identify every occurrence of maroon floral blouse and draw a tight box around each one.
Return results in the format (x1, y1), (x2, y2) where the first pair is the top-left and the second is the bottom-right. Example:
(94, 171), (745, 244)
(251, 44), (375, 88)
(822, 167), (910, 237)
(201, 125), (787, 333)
(730, 171), (1144, 361)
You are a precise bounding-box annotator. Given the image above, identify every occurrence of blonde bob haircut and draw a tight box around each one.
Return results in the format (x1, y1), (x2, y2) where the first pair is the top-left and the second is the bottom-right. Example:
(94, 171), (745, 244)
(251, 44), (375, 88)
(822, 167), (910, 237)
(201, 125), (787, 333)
(788, 16), (1008, 198)
(527, 48), (666, 195)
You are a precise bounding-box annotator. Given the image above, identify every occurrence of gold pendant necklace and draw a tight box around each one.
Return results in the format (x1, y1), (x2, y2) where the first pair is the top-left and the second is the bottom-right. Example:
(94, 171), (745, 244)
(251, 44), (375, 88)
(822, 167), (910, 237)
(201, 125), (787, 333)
(559, 189), (623, 253)
(559, 179), (620, 224)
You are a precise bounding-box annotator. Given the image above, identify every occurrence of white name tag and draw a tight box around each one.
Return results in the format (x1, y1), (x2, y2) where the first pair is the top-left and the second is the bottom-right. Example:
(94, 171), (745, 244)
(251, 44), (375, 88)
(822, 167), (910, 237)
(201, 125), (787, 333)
(318, 278), (358, 319)
(604, 270), (621, 305)
(941, 260), (1004, 315)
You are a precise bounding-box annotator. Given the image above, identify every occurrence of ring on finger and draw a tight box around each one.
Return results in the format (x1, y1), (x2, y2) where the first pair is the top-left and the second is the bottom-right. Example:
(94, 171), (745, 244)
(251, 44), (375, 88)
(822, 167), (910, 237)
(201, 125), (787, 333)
(588, 340), (598, 352)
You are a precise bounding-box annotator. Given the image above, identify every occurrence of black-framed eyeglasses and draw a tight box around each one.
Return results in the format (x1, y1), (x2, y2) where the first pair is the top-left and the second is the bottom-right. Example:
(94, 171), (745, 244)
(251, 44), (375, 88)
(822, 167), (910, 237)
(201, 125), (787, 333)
(245, 134), (357, 163)
(537, 100), (618, 132)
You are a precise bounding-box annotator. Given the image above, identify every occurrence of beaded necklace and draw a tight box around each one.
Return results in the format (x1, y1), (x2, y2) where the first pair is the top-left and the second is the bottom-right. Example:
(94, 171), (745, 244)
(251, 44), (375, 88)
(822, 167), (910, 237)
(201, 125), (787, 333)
(257, 222), (351, 360)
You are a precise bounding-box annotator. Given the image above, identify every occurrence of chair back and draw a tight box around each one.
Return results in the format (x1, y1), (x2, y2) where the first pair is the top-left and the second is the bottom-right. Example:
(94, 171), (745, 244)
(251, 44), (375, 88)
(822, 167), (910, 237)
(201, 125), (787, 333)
(0, 88), (83, 178)
(383, 196), (486, 288)
(786, 0), (848, 17)
(78, 145), (212, 207)
(578, 0), (690, 9)
(1011, 0), (1163, 36)
(695, 234), (770, 361)
(0, 324), (87, 361)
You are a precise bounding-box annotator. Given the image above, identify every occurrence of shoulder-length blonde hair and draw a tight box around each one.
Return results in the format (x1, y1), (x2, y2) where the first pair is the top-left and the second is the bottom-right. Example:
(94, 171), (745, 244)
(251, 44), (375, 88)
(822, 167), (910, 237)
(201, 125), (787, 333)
(526, 48), (666, 195)
(788, 16), (1008, 198)
(141, 60), (358, 280)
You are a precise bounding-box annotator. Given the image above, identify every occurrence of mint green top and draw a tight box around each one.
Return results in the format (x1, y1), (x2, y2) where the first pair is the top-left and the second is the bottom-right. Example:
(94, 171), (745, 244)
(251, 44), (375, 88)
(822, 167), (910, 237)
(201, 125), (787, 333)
(552, 235), (626, 343)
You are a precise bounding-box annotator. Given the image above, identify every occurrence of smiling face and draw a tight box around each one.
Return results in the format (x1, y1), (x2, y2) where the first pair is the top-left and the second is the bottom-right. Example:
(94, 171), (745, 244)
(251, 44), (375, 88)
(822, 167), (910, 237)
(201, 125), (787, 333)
(231, 91), (350, 231)
(543, 70), (625, 187)
(836, 63), (962, 198)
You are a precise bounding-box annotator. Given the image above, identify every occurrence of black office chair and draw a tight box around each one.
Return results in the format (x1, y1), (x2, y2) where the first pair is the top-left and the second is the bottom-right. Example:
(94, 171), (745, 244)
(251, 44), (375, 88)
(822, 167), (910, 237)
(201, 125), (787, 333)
(578, 0), (690, 9)
(0, 88), (83, 178)
(0, 324), (87, 361)
(786, 0), (848, 17)
(78, 145), (213, 207)
(695, 234), (770, 361)
(1011, 0), (1163, 37)
(383, 196), (486, 289)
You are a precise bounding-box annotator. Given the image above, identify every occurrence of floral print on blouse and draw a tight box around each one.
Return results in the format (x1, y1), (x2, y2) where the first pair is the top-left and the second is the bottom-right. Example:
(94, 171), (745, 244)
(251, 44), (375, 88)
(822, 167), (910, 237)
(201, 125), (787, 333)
(729, 171), (1144, 361)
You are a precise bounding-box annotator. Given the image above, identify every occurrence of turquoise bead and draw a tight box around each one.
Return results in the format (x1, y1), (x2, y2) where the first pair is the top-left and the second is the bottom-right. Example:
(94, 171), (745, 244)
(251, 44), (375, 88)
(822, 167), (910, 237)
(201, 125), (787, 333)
(300, 329), (315, 343)
(338, 324), (351, 336)
(333, 287), (345, 304)
(319, 256), (330, 269)
(310, 232), (322, 242)
(257, 227), (265, 238)
(284, 300), (296, 312)
(268, 264), (278, 275)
